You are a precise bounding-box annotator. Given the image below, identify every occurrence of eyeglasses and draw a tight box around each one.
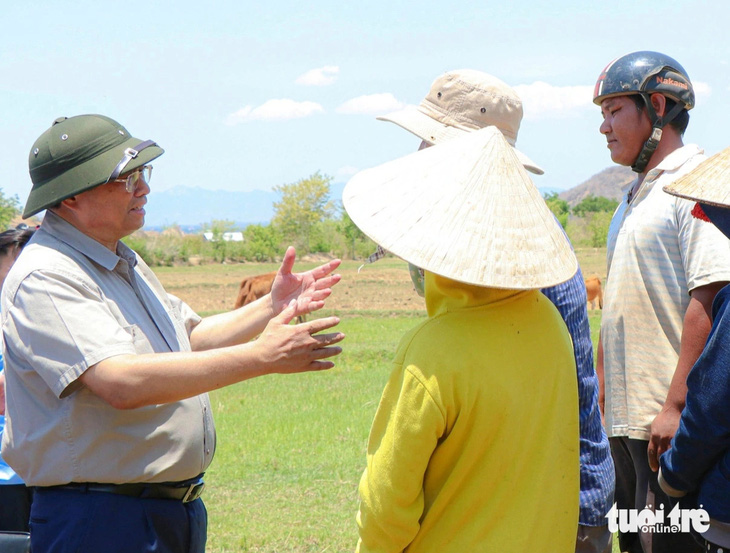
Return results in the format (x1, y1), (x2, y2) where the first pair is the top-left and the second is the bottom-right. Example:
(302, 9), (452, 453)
(112, 165), (153, 194)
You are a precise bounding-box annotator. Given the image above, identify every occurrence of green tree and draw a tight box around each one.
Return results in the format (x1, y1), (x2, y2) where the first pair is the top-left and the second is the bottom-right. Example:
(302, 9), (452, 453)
(272, 172), (335, 252)
(338, 209), (374, 259)
(0, 191), (21, 229)
(543, 192), (570, 229)
(203, 219), (238, 262)
(588, 211), (613, 247)
(573, 194), (619, 217)
(242, 223), (282, 262)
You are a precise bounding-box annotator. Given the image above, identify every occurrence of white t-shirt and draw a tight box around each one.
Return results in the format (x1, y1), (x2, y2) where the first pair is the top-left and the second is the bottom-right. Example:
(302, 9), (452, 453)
(602, 144), (730, 440)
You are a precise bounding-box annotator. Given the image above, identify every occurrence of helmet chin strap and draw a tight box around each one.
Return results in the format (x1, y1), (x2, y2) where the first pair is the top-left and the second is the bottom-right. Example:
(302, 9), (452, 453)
(631, 94), (687, 173)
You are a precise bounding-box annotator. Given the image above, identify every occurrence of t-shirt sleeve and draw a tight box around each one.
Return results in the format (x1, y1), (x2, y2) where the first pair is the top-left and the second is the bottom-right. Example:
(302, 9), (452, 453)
(5, 270), (137, 398)
(676, 196), (730, 291)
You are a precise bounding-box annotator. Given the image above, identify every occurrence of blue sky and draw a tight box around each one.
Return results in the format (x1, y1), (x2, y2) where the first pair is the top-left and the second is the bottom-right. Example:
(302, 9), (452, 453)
(1, 0), (729, 219)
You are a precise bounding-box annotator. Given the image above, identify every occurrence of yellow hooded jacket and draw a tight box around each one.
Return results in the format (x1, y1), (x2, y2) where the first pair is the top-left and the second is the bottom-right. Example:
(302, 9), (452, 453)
(356, 272), (579, 552)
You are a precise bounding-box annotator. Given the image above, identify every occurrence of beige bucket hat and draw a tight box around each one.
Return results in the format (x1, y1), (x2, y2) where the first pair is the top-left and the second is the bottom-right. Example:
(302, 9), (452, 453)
(663, 146), (730, 207)
(377, 69), (544, 175)
(343, 126), (577, 289)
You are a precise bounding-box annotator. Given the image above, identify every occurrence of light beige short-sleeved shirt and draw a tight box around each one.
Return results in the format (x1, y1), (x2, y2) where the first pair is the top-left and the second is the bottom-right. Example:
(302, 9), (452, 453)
(602, 144), (730, 440)
(0, 211), (215, 486)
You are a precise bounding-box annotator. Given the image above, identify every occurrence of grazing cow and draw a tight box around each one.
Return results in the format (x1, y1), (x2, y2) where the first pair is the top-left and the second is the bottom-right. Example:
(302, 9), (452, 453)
(234, 271), (277, 309)
(585, 276), (603, 310)
(233, 271), (307, 323)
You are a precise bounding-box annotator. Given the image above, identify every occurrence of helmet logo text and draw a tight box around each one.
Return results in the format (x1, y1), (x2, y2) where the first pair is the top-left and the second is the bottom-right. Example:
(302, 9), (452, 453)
(656, 76), (689, 90)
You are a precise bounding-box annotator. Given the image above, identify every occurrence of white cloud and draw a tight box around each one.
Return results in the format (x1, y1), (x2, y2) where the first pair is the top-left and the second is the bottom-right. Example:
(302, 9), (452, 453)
(225, 99), (324, 124)
(693, 81), (711, 102)
(513, 80), (712, 120)
(513, 82), (594, 121)
(295, 66), (340, 86)
(336, 93), (407, 115)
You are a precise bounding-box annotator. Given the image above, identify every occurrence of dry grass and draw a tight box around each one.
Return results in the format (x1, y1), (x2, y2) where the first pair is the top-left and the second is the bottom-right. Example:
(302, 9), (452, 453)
(155, 249), (608, 317)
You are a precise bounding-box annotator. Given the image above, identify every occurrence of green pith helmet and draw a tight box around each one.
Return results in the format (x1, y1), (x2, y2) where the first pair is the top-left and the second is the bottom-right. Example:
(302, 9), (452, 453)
(24, 114), (164, 218)
(593, 51), (694, 173)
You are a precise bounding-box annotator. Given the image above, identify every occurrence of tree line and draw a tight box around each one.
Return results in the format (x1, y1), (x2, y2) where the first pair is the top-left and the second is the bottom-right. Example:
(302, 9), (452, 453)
(0, 175), (619, 267)
(124, 172), (377, 266)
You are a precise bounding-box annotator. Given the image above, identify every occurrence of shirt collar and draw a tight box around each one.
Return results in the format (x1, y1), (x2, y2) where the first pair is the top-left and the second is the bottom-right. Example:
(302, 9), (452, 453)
(652, 144), (703, 174)
(622, 144), (703, 205)
(40, 211), (137, 271)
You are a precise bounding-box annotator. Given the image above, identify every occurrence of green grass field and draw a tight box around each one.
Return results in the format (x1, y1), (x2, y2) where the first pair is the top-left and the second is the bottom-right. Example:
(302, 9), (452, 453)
(155, 251), (609, 552)
(204, 316), (419, 552)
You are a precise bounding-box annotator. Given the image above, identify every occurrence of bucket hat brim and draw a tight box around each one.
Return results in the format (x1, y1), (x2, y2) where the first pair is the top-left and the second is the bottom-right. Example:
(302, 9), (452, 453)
(378, 105), (545, 175)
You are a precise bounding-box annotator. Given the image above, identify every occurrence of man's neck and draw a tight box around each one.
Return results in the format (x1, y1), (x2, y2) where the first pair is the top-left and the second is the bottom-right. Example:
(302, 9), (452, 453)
(636, 130), (685, 185)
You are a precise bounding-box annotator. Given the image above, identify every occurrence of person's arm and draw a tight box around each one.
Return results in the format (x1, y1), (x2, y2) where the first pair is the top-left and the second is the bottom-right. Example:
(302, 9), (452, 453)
(648, 281), (727, 471)
(657, 467), (687, 497)
(596, 333), (606, 424)
(357, 366), (444, 553)
(190, 246), (341, 350)
(80, 302), (344, 409)
(659, 286), (730, 493)
(0, 371), (5, 416)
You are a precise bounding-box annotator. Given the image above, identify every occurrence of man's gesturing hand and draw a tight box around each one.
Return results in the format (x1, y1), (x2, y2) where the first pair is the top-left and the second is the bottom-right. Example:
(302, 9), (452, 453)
(271, 246), (341, 319)
(256, 299), (344, 374)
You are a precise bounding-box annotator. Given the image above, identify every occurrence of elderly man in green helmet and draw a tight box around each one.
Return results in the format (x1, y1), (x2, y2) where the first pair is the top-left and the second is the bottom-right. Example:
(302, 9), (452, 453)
(0, 114), (344, 553)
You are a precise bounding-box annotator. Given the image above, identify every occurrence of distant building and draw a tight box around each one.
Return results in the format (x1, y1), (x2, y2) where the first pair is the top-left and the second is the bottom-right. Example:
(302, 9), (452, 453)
(202, 231), (244, 242)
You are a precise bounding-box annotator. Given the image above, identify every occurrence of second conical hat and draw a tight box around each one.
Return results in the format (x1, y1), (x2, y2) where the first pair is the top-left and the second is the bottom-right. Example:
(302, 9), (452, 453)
(343, 126), (577, 289)
(664, 146), (730, 207)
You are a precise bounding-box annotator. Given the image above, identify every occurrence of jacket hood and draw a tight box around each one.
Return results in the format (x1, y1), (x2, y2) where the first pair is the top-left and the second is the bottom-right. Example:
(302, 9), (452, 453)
(425, 271), (529, 318)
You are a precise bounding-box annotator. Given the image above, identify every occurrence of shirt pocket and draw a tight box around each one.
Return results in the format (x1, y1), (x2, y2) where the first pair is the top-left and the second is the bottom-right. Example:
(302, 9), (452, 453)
(124, 324), (156, 355)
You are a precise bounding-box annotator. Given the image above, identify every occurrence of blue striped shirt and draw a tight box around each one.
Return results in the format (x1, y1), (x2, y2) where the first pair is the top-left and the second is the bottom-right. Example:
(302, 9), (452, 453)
(542, 265), (615, 527)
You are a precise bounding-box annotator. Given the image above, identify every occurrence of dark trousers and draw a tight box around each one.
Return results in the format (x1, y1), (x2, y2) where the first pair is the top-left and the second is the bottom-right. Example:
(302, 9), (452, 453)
(0, 484), (33, 531)
(30, 487), (207, 553)
(610, 436), (702, 553)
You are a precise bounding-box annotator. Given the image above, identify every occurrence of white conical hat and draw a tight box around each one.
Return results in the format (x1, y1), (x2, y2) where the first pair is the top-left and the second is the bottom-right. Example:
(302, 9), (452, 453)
(664, 146), (730, 207)
(343, 126), (578, 290)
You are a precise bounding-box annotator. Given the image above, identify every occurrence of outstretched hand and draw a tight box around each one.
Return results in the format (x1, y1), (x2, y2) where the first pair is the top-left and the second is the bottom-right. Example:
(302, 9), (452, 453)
(271, 246), (341, 318)
(256, 299), (345, 373)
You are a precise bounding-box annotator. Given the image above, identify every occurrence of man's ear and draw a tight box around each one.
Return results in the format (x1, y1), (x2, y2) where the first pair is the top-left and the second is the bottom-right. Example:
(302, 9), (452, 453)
(650, 93), (667, 118)
(52, 196), (78, 214)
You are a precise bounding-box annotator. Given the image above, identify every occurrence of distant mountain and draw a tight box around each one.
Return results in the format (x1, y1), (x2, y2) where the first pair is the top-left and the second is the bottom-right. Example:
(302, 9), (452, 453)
(559, 166), (634, 207)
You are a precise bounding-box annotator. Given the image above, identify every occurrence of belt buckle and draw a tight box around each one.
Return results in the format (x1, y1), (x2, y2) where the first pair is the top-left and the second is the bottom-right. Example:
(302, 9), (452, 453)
(181, 481), (205, 503)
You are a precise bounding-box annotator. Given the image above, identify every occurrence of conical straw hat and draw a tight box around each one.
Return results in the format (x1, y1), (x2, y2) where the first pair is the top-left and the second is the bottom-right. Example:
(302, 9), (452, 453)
(663, 146), (730, 207)
(343, 126), (578, 289)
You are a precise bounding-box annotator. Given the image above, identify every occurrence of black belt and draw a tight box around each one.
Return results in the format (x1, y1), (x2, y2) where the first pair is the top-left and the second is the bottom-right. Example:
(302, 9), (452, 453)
(46, 475), (205, 503)
(705, 539), (730, 553)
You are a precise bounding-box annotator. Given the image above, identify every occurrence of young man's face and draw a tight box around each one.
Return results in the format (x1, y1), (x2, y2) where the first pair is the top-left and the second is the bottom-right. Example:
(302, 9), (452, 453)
(599, 95), (652, 167)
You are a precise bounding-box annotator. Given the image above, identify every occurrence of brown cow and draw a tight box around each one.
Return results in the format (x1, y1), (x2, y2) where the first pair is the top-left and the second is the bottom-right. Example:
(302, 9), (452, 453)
(234, 271), (277, 309)
(585, 276), (603, 310)
(233, 271), (307, 323)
